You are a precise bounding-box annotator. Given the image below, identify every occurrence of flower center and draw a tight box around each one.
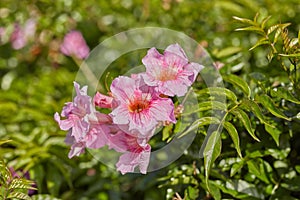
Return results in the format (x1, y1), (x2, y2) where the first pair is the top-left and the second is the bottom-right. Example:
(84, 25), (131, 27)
(128, 99), (150, 113)
(157, 67), (178, 81)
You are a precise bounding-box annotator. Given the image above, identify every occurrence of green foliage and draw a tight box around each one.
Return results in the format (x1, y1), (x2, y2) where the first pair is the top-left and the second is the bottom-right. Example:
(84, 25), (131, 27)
(0, 141), (37, 200)
(234, 13), (300, 95)
(160, 8), (300, 200)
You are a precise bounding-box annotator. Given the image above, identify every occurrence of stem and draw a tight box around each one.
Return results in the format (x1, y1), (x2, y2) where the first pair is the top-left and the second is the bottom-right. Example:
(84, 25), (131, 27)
(216, 103), (240, 133)
(181, 87), (193, 106)
(72, 57), (104, 92)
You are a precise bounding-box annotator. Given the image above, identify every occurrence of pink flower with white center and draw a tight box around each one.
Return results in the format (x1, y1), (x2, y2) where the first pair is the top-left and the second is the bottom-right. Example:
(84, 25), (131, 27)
(60, 30), (90, 59)
(108, 130), (151, 174)
(110, 75), (176, 136)
(142, 43), (204, 97)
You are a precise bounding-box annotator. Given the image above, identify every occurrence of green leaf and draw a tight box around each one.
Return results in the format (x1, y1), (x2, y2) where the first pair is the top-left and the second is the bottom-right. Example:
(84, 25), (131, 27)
(270, 187), (298, 200)
(247, 159), (271, 184)
(267, 24), (281, 35)
(182, 101), (227, 116)
(8, 178), (36, 190)
(32, 195), (61, 200)
(208, 181), (221, 200)
(184, 186), (199, 200)
(231, 108), (260, 141)
(281, 176), (300, 191)
(46, 163), (62, 196)
(265, 123), (281, 146)
(233, 16), (257, 26)
(230, 160), (244, 177)
(216, 179), (265, 199)
(30, 164), (45, 193)
(195, 87), (238, 103)
(0, 160), (12, 185)
(267, 23), (290, 35)
(204, 131), (222, 191)
(162, 124), (174, 141)
(235, 26), (265, 35)
(261, 16), (271, 29)
(7, 192), (32, 200)
(215, 46), (242, 58)
(274, 28), (282, 44)
(217, 2), (244, 15)
(279, 53), (300, 57)
(256, 94), (291, 121)
(223, 74), (251, 98)
(0, 139), (12, 146)
(247, 150), (264, 158)
(224, 121), (242, 158)
(179, 117), (220, 138)
(249, 38), (269, 51)
(295, 165), (300, 173)
(240, 99), (268, 125)
(249, 72), (267, 83)
(247, 159), (261, 176)
(198, 101), (227, 111)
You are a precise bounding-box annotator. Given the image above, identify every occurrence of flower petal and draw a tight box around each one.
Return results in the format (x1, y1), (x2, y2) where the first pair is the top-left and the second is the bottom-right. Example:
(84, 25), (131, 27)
(110, 76), (136, 104)
(164, 43), (188, 60)
(150, 98), (176, 123)
(85, 125), (109, 149)
(54, 112), (74, 130)
(93, 92), (114, 108)
(68, 142), (85, 158)
(116, 144), (151, 174)
(111, 105), (130, 125)
(186, 62), (204, 82)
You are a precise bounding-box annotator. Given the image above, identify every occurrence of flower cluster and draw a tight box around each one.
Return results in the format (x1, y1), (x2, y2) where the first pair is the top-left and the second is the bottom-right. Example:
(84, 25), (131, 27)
(55, 44), (204, 174)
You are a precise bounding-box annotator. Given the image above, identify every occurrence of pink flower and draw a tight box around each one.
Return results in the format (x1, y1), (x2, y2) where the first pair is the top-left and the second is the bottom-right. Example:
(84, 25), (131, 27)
(60, 30), (90, 59)
(55, 82), (111, 158)
(10, 19), (36, 50)
(23, 19), (36, 39)
(65, 121), (111, 158)
(109, 130), (151, 174)
(213, 61), (225, 70)
(93, 92), (114, 108)
(142, 43), (204, 97)
(110, 76), (176, 136)
(10, 24), (26, 50)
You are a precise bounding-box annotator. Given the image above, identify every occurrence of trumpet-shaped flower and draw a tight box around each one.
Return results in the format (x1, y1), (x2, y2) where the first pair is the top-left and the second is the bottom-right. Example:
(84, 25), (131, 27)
(110, 76), (176, 136)
(108, 130), (151, 174)
(55, 82), (111, 158)
(142, 43), (204, 97)
(60, 30), (90, 59)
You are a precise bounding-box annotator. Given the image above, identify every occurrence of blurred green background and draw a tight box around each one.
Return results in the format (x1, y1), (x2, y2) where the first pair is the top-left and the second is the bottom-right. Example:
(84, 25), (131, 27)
(0, 0), (300, 199)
